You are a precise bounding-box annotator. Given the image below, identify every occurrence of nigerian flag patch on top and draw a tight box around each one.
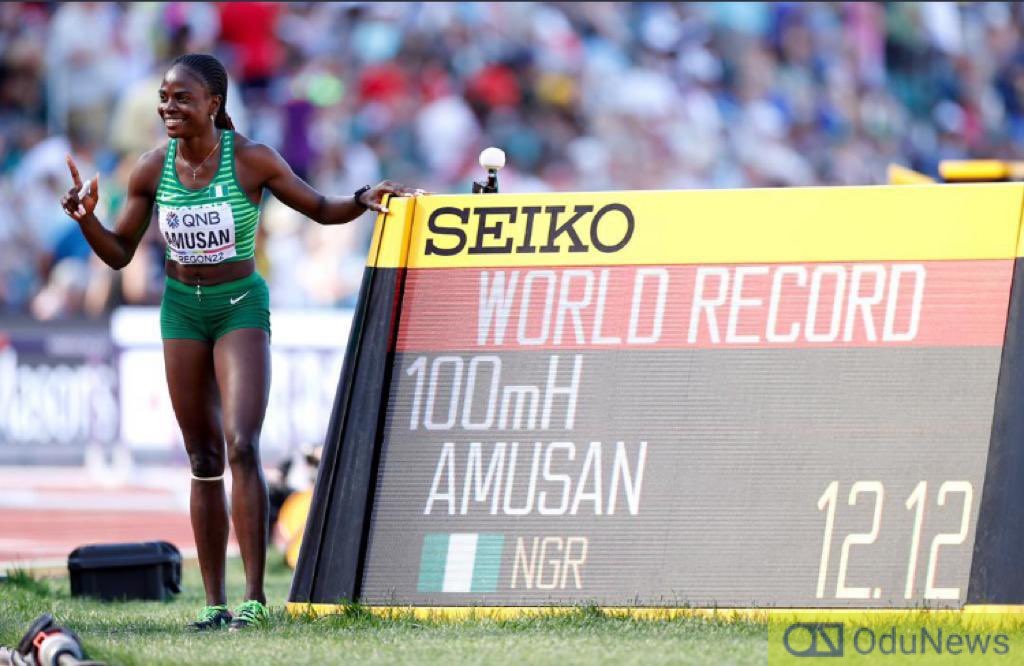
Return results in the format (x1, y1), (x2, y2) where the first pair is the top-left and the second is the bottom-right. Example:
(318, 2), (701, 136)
(418, 533), (504, 593)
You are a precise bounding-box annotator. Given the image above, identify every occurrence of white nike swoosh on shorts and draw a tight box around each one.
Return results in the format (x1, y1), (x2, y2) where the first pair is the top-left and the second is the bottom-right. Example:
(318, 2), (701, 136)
(230, 291), (250, 305)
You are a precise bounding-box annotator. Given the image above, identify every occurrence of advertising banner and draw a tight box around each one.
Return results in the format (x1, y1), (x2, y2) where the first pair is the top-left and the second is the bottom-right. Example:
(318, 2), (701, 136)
(0, 319), (117, 465)
(0, 307), (353, 467)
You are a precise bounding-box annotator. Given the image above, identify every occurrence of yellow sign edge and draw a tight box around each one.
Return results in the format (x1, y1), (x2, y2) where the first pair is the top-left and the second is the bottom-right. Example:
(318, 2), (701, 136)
(366, 195), (418, 269)
(364, 198), (387, 267)
(286, 602), (1024, 622)
(1016, 187), (1024, 257)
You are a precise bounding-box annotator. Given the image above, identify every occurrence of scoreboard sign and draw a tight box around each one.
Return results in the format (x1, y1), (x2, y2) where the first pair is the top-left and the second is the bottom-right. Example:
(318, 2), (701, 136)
(290, 184), (1024, 610)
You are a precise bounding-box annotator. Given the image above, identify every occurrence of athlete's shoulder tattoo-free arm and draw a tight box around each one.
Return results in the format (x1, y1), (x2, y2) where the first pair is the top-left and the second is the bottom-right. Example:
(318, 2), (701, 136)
(237, 137), (368, 225)
(237, 135), (423, 224)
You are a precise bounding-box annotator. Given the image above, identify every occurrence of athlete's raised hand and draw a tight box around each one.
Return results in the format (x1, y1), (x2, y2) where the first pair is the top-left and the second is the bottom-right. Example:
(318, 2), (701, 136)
(61, 154), (100, 221)
(358, 180), (428, 214)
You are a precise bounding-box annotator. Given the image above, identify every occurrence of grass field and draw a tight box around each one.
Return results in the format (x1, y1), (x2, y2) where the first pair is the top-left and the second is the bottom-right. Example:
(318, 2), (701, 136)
(8, 559), (1024, 665)
(0, 557), (767, 665)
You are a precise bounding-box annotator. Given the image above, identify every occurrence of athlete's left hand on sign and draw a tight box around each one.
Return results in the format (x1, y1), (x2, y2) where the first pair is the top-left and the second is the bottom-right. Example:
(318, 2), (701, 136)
(360, 180), (429, 214)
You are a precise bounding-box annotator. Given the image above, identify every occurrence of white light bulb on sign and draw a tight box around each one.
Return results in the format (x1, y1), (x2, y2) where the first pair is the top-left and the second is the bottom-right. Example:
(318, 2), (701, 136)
(479, 147), (506, 171)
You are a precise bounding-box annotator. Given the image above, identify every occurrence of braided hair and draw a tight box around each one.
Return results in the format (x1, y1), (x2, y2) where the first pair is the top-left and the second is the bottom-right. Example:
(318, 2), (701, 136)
(170, 54), (235, 130)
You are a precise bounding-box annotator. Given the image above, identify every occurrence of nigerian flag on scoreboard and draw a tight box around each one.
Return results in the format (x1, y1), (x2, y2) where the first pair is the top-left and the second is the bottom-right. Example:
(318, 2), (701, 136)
(418, 533), (505, 593)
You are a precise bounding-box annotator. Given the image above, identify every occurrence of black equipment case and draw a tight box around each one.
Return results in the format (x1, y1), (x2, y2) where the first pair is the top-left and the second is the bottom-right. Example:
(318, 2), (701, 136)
(68, 541), (182, 601)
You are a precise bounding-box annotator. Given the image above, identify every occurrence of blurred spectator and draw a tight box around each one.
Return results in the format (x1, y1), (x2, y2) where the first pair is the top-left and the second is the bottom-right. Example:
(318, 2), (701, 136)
(44, 3), (127, 143)
(3, 2), (1024, 320)
(217, 1), (283, 99)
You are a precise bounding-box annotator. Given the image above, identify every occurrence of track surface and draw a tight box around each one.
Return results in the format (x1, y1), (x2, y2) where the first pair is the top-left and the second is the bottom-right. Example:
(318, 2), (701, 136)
(0, 467), (237, 570)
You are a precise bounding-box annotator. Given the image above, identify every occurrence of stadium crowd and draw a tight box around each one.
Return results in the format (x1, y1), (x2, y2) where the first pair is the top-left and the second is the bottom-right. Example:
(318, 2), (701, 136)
(2, 2), (1023, 320)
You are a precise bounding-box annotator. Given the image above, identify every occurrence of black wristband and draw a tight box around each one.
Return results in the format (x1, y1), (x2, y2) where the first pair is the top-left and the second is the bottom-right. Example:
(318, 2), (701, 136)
(353, 185), (372, 210)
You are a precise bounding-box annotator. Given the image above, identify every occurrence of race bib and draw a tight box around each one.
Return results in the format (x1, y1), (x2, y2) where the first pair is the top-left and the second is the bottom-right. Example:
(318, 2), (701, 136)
(158, 202), (237, 265)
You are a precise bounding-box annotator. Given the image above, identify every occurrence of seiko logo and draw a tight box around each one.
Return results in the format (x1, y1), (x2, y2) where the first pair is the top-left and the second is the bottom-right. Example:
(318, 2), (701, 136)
(424, 204), (636, 256)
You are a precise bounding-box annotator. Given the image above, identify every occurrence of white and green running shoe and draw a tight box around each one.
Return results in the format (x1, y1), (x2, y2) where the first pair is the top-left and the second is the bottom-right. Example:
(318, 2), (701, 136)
(228, 600), (269, 631)
(187, 605), (232, 631)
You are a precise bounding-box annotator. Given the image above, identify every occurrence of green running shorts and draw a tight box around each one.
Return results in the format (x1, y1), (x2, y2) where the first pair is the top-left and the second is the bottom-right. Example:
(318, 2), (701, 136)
(160, 272), (271, 341)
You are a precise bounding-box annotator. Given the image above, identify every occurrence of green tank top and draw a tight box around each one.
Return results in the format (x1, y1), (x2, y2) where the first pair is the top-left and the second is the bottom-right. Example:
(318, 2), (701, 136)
(155, 130), (260, 265)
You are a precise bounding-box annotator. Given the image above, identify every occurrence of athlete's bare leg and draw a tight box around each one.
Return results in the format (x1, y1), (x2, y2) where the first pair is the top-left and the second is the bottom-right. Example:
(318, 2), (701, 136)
(213, 328), (271, 604)
(164, 338), (228, 607)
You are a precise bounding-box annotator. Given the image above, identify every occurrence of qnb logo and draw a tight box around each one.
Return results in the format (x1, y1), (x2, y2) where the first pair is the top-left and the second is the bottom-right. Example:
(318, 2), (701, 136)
(166, 212), (180, 229)
(783, 623), (845, 658)
(181, 210), (221, 227)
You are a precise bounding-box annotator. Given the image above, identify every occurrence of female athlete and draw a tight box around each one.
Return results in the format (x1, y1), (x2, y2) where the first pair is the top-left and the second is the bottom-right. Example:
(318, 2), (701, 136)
(61, 53), (420, 631)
